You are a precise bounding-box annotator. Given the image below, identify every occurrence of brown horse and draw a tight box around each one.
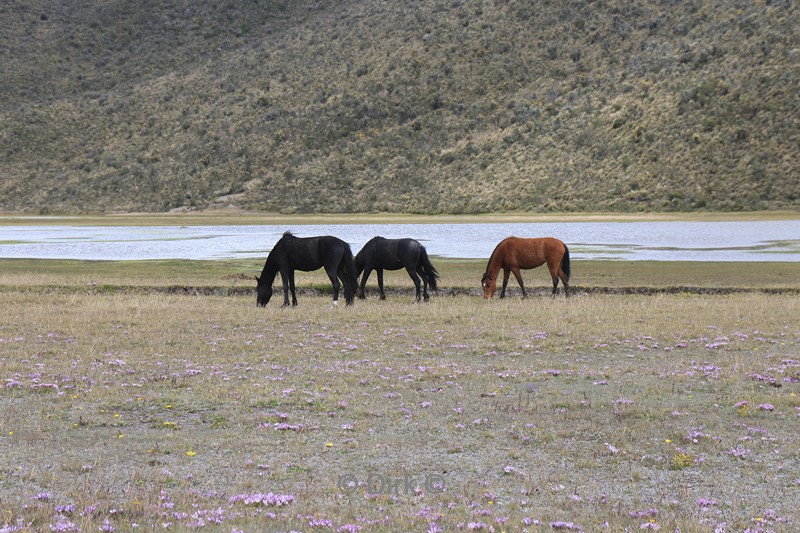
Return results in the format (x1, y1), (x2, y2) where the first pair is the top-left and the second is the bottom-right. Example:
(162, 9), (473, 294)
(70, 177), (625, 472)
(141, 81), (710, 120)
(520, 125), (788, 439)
(481, 237), (570, 299)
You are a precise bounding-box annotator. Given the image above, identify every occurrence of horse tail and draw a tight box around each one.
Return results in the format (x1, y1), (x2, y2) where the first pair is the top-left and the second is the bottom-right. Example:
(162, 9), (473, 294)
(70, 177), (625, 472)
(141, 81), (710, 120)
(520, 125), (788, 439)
(419, 246), (440, 292)
(339, 244), (358, 305)
(561, 244), (571, 281)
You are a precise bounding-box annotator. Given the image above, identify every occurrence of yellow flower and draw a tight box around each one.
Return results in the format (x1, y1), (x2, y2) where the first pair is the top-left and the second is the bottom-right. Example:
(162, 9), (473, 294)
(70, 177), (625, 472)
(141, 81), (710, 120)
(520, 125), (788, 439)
(186, 450), (197, 456)
(672, 452), (693, 469)
(326, 442), (334, 448)
(665, 439), (671, 443)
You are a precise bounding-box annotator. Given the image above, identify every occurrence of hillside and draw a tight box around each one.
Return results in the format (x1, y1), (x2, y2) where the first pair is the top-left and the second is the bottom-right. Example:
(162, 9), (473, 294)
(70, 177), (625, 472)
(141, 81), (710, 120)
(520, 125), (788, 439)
(1, 0), (798, 214)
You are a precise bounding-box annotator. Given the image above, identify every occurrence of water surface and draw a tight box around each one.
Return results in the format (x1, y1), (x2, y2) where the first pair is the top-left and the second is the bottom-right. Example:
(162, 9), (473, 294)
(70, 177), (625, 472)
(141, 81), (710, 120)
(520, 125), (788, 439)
(1, 221), (798, 261)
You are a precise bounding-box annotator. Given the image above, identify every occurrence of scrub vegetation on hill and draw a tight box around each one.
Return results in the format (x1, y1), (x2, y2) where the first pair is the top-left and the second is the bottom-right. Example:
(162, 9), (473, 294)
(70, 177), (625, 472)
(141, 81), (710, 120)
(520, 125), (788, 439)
(1, 0), (798, 214)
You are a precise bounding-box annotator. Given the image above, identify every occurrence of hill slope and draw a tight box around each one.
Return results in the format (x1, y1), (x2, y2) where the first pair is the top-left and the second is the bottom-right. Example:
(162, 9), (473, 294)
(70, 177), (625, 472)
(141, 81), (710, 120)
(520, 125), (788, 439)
(1, 0), (798, 214)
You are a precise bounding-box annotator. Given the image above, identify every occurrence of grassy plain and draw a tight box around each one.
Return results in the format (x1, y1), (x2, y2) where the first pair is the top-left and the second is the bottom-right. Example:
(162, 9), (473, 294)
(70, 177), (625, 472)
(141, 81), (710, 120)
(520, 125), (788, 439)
(1, 258), (799, 531)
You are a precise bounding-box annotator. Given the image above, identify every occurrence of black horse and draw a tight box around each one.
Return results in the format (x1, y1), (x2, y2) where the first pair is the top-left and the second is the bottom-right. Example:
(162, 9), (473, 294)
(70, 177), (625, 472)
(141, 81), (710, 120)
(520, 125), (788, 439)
(355, 237), (440, 302)
(256, 232), (358, 307)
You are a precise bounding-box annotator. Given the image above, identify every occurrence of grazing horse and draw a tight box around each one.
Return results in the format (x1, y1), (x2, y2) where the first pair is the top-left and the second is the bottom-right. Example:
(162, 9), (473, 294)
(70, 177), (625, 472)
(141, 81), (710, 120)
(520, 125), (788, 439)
(355, 237), (440, 302)
(256, 231), (358, 307)
(481, 237), (570, 299)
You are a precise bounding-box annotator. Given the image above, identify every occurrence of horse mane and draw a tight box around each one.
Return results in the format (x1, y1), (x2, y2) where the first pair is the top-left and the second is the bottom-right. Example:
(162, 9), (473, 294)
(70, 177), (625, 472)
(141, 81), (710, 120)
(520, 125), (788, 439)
(282, 231), (294, 238)
(483, 238), (508, 277)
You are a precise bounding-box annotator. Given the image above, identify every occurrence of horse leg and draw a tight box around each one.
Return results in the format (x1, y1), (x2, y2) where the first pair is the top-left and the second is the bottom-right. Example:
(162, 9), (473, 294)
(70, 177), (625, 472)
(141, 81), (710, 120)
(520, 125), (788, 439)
(324, 265), (340, 304)
(417, 264), (430, 301)
(548, 262), (561, 298)
(511, 267), (527, 298)
(377, 270), (386, 300)
(499, 269), (511, 299)
(358, 267), (372, 299)
(288, 270), (298, 306)
(558, 268), (570, 298)
(280, 269), (291, 307)
(406, 266), (422, 302)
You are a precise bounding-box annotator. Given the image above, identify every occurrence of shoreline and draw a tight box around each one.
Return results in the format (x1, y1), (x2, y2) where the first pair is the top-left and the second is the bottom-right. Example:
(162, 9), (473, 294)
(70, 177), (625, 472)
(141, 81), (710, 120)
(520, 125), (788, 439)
(1, 209), (798, 227)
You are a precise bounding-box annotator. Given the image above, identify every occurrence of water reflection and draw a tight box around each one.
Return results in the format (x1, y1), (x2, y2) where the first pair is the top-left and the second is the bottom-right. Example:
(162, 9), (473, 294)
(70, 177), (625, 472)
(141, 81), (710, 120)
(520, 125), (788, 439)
(0, 221), (798, 262)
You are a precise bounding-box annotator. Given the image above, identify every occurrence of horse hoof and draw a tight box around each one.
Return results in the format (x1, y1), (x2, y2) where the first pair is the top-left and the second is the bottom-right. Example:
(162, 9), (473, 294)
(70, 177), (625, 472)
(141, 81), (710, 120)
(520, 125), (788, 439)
(332, 300), (339, 306)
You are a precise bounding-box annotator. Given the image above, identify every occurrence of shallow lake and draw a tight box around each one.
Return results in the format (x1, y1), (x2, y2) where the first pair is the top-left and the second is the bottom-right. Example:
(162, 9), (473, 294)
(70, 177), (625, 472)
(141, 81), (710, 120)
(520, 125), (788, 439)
(1, 220), (799, 261)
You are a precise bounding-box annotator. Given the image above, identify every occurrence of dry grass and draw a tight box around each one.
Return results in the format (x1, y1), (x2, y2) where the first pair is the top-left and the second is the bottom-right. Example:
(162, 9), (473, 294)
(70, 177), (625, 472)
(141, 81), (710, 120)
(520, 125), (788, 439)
(1, 284), (798, 531)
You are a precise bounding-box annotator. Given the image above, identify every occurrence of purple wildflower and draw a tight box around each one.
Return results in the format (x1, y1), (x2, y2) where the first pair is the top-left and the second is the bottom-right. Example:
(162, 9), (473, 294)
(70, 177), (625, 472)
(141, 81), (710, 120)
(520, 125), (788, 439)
(749, 373), (779, 385)
(228, 492), (294, 506)
(550, 521), (582, 530)
(729, 447), (750, 459)
(629, 509), (658, 518)
(685, 429), (706, 443)
(273, 422), (306, 431)
(48, 519), (78, 532)
(696, 498), (718, 507)
(427, 523), (443, 533)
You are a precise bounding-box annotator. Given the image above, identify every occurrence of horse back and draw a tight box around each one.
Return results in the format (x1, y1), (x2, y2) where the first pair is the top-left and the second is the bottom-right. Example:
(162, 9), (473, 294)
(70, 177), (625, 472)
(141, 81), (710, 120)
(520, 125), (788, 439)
(360, 237), (418, 270)
(503, 237), (565, 268)
(283, 235), (347, 271)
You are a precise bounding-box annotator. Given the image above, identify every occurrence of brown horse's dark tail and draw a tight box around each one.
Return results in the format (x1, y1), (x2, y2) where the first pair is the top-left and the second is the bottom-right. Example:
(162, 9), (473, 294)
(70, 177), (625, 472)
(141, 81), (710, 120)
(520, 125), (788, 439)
(561, 244), (571, 281)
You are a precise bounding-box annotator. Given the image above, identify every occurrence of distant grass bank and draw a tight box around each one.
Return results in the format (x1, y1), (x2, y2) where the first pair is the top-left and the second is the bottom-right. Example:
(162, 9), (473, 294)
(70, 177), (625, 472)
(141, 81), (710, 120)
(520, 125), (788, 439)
(0, 258), (798, 296)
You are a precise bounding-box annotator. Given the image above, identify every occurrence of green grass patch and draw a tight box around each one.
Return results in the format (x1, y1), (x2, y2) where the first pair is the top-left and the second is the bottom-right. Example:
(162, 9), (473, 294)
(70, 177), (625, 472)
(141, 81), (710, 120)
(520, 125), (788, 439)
(1, 257), (798, 293)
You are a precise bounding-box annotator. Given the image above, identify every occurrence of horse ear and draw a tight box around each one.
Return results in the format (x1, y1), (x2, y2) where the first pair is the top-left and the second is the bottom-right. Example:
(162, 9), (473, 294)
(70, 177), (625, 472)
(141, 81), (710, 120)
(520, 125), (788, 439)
(254, 275), (260, 283)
